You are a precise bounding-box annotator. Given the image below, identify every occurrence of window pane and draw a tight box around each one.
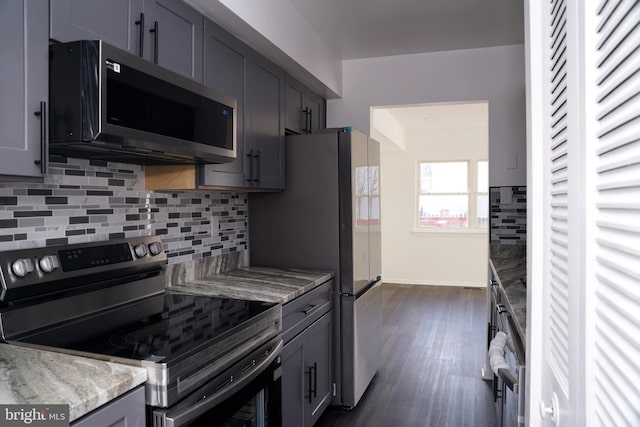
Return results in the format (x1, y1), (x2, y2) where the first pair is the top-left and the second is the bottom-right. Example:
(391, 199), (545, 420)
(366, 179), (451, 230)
(418, 195), (468, 228)
(477, 194), (489, 228)
(420, 162), (467, 193)
(477, 161), (488, 192)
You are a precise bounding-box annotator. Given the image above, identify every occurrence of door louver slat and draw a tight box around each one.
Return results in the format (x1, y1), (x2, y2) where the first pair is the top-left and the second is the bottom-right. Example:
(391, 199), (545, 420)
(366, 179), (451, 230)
(593, 0), (640, 425)
(546, 0), (571, 393)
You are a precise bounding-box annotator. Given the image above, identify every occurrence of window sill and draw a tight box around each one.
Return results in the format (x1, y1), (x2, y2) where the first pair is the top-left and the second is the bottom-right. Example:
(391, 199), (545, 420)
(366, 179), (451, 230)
(411, 228), (488, 236)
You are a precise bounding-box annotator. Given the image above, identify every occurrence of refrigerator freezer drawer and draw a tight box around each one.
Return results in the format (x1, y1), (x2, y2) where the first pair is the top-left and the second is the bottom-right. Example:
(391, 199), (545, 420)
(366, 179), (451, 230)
(341, 281), (382, 408)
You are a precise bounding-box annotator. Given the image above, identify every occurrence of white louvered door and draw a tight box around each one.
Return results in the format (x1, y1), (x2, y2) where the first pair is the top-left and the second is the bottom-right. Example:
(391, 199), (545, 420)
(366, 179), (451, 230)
(527, 0), (640, 425)
(590, 1), (640, 425)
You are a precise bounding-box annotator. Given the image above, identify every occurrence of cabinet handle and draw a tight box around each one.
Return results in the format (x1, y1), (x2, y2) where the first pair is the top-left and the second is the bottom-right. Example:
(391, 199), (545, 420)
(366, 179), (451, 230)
(150, 21), (159, 64)
(302, 107), (310, 133)
(312, 361), (318, 398)
(253, 150), (260, 184)
(307, 108), (313, 134)
(307, 367), (313, 403)
(135, 13), (145, 57)
(33, 101), (48, 174)
(246, 149), (254, 183)
(301, 304), (319, 316)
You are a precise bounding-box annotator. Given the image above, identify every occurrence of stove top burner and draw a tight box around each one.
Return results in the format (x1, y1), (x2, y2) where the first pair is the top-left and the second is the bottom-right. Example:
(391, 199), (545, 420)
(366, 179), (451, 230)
(19, 292), (275, 363)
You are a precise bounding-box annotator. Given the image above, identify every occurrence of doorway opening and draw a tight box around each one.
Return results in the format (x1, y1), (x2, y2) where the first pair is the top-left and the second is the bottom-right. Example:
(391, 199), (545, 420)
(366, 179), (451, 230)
(370, 101), (489, 287)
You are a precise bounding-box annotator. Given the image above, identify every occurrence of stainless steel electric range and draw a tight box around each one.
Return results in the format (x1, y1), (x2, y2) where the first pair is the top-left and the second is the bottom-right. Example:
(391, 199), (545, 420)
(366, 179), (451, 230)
(0, 237), (282, 427)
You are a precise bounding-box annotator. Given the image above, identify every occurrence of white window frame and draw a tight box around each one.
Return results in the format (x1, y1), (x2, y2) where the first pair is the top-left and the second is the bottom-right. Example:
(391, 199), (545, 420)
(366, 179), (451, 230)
(414, 159), (488, 234)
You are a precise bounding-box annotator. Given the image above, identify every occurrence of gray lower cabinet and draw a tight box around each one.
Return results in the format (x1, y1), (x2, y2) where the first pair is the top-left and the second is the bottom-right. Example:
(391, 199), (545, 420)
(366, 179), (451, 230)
(285, 77), (325, 134)
(50, 0), (203, 81)
(71, 386), (145, 427)
(281, 281), (334, 427)
(0, 0), (48, 179)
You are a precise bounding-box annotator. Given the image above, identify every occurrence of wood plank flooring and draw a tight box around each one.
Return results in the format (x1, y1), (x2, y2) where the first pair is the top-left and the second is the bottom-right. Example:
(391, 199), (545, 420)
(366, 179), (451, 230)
(315, 284), (497, 427)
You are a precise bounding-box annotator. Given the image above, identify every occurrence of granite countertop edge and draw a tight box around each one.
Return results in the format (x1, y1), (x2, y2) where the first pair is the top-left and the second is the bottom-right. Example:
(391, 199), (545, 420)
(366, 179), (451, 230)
(167, 266), (335, 304)
(489, 257), (527, 346)
(0, 344), (147, 422)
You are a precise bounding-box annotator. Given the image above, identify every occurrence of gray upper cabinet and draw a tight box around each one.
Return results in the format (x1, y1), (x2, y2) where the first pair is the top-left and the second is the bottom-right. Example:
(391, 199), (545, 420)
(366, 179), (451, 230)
(199, 19), (248, 188)
(144, 0), (203, 81)
(0, 0), (48, 179)
(200, 21), (284, 191)
(285, 77), (325, 134)
(246, 57), (285, 190)
(50, 0), (203, 81)
(50, 0), (144, 54)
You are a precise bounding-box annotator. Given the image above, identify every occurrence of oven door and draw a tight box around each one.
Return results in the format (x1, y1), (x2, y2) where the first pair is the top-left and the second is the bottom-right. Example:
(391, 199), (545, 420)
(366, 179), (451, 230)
(152, 339), (282, 427)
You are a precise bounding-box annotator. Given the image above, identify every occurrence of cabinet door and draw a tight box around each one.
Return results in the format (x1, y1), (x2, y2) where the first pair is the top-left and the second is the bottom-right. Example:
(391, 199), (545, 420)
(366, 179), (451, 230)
(281, 332), (306, 427)
(305, 92), (324, 133)
(0, 0), (48, 178)
(144, 0), (203, 81)
(305, 311), (333, 426)
(200, 19), (248, 188)
(285, 80), (304, 133)
(50, 0), (144, 55)
(71, 386), (145, 427)
(246, 57), (285, 190)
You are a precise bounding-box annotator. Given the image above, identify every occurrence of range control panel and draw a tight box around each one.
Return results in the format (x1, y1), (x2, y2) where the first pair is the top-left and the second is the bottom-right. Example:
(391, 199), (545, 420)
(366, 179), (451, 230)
(0, 236), (166, 302)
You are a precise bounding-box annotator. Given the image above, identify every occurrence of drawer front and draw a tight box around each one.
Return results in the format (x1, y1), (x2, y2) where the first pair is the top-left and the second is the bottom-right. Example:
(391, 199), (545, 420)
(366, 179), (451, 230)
(283, 280), (333, 343)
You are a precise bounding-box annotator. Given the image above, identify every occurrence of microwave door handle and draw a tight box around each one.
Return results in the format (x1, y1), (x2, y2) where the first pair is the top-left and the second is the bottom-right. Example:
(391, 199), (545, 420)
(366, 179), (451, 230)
(135, 12), (145, 57)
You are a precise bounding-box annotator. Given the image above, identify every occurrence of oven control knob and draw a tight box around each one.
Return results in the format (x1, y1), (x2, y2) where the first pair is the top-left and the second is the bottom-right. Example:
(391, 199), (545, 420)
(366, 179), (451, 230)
(11, 258), (35, 278)
(133, 244), (148, 258)
(148, 242), (163, 256)
(39, 255), (60, 274)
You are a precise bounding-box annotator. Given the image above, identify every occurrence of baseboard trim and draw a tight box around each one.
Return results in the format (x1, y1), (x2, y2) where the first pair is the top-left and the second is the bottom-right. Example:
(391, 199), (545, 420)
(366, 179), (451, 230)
(382, 278), (486, 288)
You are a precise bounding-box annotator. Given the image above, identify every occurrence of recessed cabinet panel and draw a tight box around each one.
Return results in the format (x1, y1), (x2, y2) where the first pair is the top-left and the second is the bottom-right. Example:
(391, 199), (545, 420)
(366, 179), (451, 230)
(285, 82), (304, 132)
(147, 0), (203, 81)
(305, 311), (333, 426)
(50, 0), (143, 53)
(201, 21), (248, 187)
(0, 0), (48, 179)
(247, 59), (285, 189)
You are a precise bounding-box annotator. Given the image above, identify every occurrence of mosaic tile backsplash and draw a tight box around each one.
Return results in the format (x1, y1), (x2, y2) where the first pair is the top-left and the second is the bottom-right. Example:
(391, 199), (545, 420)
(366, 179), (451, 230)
(0, 157), (248, 264)
(490, 186), (526, 245)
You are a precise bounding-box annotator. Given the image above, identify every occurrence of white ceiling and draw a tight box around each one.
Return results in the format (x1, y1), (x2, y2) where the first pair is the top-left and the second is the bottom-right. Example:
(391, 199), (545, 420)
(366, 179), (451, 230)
(381, 102), (488, 131)
(286, 0), (524, 60)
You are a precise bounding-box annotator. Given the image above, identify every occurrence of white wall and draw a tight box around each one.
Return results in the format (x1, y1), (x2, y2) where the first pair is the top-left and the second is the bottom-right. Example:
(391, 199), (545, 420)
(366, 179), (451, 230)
(327, 44), (526, 187)
(381, 127), (488, 286)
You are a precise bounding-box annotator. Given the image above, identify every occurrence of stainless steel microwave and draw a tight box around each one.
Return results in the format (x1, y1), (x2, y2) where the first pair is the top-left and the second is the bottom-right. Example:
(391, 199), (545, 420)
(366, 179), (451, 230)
(49, 40), (236, 164)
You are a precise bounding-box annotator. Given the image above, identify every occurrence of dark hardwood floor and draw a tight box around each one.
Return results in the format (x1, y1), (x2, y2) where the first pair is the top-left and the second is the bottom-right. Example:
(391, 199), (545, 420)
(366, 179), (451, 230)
(315, 284), (497, 427)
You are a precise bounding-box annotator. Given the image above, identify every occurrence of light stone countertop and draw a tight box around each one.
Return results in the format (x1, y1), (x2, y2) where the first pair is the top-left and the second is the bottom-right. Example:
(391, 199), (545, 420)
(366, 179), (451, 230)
(489, 255), (527, 346)
(0, 344), (147, 422)
(167, 266), (334, 304)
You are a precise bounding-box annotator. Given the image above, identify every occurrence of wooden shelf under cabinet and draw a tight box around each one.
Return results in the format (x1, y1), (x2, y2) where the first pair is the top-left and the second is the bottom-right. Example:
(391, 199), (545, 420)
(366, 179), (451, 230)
(145, 165), (197, 190)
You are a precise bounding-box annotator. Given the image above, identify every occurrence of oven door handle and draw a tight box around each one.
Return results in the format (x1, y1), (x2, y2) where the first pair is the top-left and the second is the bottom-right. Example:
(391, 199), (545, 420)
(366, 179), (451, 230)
(154, 339), (283, 427)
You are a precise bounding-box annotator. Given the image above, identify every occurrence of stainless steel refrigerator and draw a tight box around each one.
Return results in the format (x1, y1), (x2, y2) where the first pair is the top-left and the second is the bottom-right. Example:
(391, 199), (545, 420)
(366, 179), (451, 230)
(249, 127), (382, 409)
